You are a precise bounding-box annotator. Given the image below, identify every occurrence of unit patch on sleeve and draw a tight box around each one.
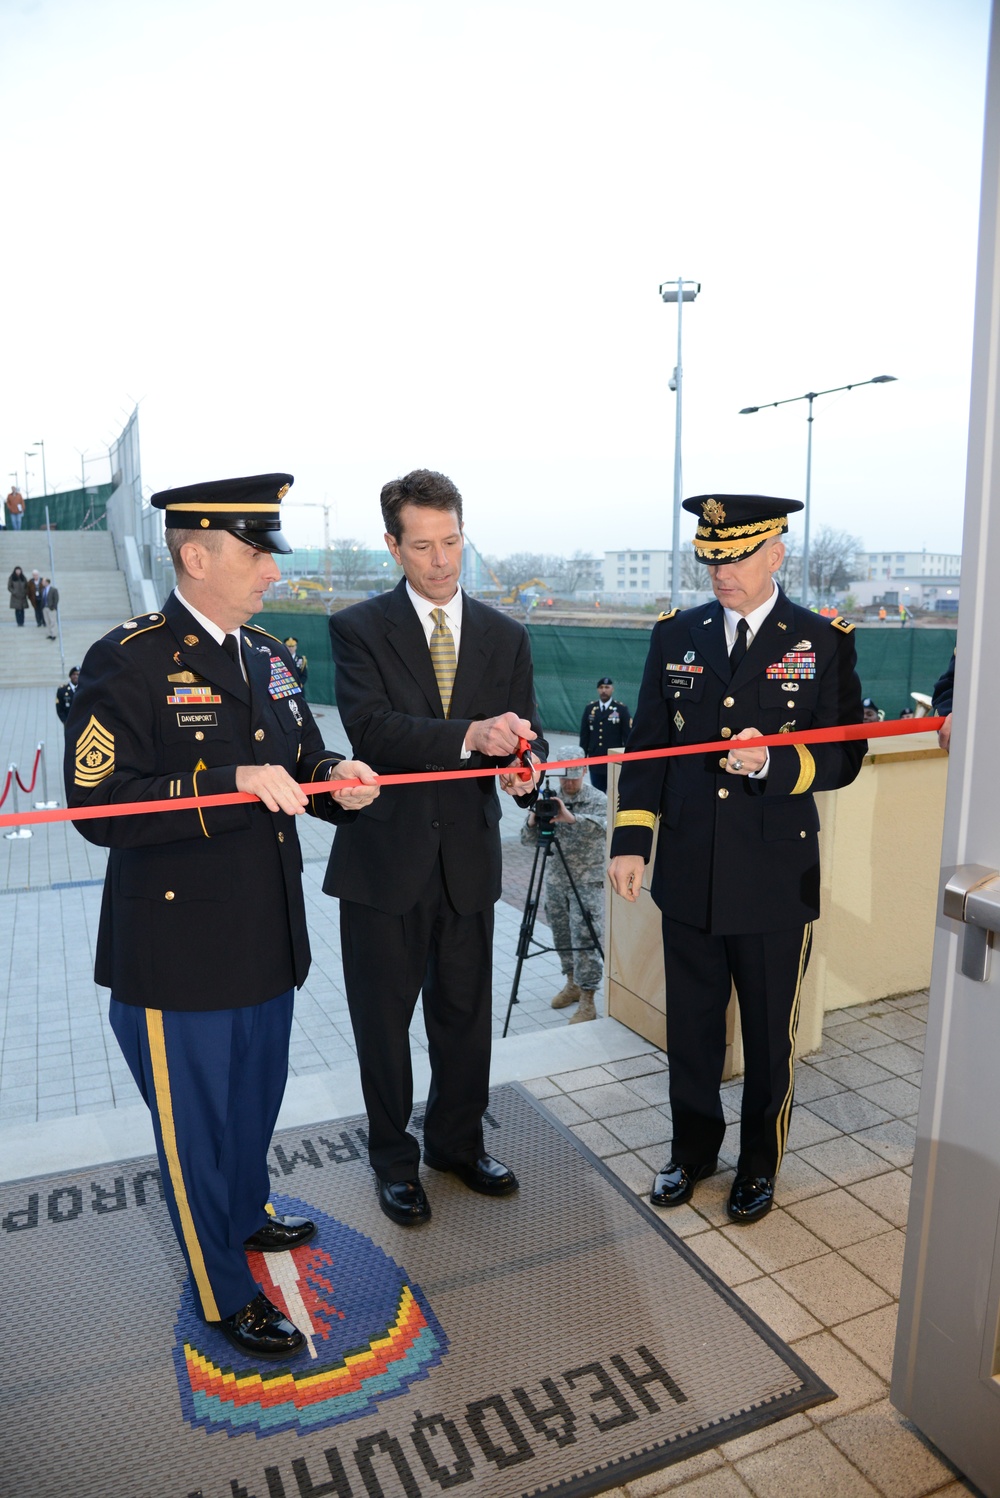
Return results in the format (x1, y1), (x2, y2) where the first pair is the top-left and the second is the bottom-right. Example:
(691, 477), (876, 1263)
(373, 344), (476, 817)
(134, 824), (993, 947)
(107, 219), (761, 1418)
(74, 716), (115, 786)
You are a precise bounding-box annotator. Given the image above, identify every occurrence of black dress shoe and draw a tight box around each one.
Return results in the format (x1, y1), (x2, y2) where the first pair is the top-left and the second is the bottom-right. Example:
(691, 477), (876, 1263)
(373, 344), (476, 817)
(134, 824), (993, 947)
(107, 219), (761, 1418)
(650, 1157), (717, 1208)
(727, 1174), (775, 1224)
(216, 1292), (305, 1359)
(244, 1214), (317, 1253)
(424, 1152), (519, 1196)
(378, 1177), (432, 1226)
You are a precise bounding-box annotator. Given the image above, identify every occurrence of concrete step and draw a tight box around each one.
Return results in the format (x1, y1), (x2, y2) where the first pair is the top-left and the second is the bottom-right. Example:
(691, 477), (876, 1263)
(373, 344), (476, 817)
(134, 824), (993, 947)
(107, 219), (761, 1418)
(3, 528), (135, 686)
(1, 529), (119, 572)
(1, 617), (128, 687)
(9, 570), (133, 619)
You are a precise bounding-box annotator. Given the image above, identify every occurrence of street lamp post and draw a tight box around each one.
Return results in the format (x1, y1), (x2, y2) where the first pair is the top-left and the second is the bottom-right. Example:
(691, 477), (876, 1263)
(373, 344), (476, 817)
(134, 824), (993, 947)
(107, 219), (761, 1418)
(32, 440), (47, 496)
(23, 452), (33, 500)
(739, 374), (897, 609)
(660, 279), (701, 605)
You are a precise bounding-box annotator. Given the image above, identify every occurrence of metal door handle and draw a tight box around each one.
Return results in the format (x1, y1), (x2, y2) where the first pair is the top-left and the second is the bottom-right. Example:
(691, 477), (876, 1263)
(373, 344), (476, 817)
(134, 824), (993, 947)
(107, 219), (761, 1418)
(943, 864), (1000, 981)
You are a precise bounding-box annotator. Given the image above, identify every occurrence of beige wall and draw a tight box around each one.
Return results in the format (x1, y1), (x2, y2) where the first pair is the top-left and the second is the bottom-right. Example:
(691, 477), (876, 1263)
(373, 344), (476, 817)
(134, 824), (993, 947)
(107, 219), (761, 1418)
(604, 732), (947, 1066)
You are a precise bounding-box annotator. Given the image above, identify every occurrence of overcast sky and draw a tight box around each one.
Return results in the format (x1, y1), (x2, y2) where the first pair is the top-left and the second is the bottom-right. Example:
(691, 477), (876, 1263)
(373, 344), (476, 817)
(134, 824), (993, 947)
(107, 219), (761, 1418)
(1, 0), (990, 560)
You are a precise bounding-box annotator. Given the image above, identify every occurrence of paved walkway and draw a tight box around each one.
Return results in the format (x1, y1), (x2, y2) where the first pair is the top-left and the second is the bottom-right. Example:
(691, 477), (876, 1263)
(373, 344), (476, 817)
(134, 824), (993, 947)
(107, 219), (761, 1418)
(0, 688), (979, 1497)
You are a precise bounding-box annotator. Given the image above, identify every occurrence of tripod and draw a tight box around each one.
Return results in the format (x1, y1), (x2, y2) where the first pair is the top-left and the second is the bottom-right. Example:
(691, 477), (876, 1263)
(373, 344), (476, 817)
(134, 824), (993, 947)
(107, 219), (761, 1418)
(502, 821), (605, 1037)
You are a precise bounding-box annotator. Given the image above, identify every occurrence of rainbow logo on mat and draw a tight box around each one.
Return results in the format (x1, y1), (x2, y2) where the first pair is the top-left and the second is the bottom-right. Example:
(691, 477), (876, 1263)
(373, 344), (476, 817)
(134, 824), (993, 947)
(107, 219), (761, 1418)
(172, 1194), (448, 1438)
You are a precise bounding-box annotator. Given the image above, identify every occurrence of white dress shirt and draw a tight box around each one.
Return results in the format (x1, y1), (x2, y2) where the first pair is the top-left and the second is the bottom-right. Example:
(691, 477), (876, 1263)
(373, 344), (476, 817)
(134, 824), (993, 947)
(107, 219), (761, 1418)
(405, 581), (471, 756)
(174, 587), (246, 680)
(721, 582), (779, 779)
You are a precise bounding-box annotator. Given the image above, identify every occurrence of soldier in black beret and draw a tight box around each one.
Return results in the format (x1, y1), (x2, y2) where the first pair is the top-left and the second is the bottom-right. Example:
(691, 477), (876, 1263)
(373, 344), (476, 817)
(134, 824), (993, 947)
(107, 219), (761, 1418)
(55, 666), (80, 724)
(579, 677), (632, 792)
(64, 473), (379, 1360)
(609, 494), (866, 1224)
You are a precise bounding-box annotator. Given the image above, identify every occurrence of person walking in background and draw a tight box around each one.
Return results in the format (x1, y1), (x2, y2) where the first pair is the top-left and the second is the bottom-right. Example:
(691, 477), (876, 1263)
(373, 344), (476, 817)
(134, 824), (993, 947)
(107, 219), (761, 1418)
(7, 565), (28, 625)
(579, 676), (632, 792)
(55, 666), (80, 723)
(5, 486), (25, 531)
(608, 493), (866, 1226)
(324, 468), (545, 1228)
(26, 569), (45, 627)
(42, 577), (59, 639)
(520, 752), (607, 1023)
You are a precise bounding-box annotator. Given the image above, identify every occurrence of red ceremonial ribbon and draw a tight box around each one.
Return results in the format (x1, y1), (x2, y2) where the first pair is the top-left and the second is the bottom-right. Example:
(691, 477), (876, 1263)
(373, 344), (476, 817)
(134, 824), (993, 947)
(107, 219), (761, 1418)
(0, 716), (944, 830)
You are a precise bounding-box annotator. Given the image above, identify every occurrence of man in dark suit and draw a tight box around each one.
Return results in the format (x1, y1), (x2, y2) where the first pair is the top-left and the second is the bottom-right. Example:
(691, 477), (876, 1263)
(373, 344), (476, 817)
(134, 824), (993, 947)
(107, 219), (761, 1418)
(324, 469), (546, 1227)
(64, 473), (378, 1360)
(609, 494), (865, 1224)
(579, 677), (632, 792)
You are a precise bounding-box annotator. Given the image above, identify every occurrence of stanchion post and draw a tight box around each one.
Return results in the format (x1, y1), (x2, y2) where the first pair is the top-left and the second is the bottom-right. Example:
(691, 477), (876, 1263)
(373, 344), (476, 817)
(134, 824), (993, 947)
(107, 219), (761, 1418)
(34, 741), (59, 809)
(4, 763), (33, 841)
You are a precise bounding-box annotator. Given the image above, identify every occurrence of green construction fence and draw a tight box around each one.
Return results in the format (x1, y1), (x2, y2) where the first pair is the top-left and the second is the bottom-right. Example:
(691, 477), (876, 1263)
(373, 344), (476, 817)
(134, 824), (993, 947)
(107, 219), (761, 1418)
(19, 483), (114, 531)
(259, 610), (956, 733)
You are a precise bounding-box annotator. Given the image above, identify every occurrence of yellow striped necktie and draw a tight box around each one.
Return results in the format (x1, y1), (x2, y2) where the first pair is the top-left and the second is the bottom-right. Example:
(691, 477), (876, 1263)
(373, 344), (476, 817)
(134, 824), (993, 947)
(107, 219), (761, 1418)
(429, 608), (457, 717)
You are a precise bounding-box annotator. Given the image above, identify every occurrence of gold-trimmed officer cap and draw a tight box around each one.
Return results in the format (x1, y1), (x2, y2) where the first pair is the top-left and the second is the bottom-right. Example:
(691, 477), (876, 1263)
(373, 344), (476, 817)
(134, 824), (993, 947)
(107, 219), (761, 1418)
(681, 493), (803, 564)
(151, 472), (294, 554)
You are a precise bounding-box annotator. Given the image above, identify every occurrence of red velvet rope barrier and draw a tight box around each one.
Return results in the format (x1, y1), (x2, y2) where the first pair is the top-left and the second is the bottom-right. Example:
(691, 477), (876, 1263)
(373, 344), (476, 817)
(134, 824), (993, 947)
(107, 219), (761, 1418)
(0, 716), (944, 830)
(0, 768), (11, 810)
(13, 745), (42, 795)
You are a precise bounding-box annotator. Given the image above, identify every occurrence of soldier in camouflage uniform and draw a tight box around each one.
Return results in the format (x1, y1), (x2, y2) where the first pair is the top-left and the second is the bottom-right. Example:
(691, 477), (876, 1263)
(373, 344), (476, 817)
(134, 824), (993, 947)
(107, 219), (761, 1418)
(521, 748), (606, 1022)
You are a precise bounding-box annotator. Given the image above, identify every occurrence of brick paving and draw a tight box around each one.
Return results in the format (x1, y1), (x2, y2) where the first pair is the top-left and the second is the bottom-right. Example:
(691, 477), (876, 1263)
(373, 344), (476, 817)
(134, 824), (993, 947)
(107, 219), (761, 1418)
(0, 689), (981, 1496)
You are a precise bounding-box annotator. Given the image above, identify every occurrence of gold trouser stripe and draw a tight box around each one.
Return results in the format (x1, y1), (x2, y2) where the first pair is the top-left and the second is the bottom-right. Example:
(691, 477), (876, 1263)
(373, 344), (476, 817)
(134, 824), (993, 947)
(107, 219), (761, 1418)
(774, 924), (812, 1171)
(791, 743), (816, 795)
(614, 808), (657, 830)
(145, 1010), (220, 1321)
(192, 765), (210, 839)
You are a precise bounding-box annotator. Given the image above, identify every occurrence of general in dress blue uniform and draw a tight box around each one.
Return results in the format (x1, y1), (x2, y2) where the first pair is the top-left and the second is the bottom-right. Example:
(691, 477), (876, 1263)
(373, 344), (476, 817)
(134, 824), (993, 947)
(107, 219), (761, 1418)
(64, 474), (378, 1360)
(608, 494), (865, 1224)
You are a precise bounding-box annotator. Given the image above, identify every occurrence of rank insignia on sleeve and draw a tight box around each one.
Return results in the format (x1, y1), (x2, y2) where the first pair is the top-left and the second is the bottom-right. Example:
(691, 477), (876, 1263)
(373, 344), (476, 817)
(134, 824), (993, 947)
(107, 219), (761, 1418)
(674, 710), (685, 732)
(74, 716), (115, 786)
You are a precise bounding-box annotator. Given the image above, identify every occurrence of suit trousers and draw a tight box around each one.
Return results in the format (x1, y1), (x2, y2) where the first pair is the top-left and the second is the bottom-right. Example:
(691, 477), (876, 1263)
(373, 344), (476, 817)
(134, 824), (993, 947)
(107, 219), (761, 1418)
(339, 856), (494, 1182)
(661, 918), (812, 1179)
(588, 766), (609, 793)
(110, 990), (293, 1322)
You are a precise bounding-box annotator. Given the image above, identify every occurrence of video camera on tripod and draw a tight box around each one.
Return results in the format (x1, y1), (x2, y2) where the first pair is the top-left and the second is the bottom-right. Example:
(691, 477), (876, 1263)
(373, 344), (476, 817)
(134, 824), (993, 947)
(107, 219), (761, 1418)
(503, 768), (604, 1034)
(531, 773), (566, 837)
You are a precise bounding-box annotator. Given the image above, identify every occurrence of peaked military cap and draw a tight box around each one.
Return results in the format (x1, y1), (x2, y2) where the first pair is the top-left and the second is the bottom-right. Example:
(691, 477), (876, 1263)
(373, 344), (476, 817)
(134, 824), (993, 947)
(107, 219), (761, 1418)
(151, 472), (294, 554)
(682, 493), (803, 564)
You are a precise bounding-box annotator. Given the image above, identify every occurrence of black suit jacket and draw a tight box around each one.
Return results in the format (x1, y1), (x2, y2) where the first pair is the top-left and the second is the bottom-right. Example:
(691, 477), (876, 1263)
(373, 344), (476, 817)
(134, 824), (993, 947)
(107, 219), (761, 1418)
(324, 581), (546, 915)
(610, 590), (865, 934)
(64, 594), (353, 1011)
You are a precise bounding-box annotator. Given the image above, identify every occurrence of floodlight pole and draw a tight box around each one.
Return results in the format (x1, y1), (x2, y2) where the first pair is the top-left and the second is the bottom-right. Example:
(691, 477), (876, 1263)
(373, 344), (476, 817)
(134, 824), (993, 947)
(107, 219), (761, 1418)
(660, 279), (700, 605)
(739, 375), (897, 609)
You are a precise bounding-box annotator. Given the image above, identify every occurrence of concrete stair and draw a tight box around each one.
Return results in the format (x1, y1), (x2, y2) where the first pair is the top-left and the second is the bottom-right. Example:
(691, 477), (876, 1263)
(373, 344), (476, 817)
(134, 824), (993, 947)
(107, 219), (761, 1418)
(1, 530), (134, 687)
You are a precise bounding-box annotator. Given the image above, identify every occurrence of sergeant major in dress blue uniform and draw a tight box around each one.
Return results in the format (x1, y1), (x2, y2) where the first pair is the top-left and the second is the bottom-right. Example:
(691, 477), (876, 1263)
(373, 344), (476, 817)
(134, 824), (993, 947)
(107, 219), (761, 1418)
(64, 473), (379, 1361)
(579, 677), (632, 793)
(608, 494), (866, 1224)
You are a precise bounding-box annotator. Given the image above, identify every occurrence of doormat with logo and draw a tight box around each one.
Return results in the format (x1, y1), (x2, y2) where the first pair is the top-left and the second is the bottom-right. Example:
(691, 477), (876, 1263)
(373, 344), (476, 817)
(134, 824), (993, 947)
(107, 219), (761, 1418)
(1, 1084), (831, 1498)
